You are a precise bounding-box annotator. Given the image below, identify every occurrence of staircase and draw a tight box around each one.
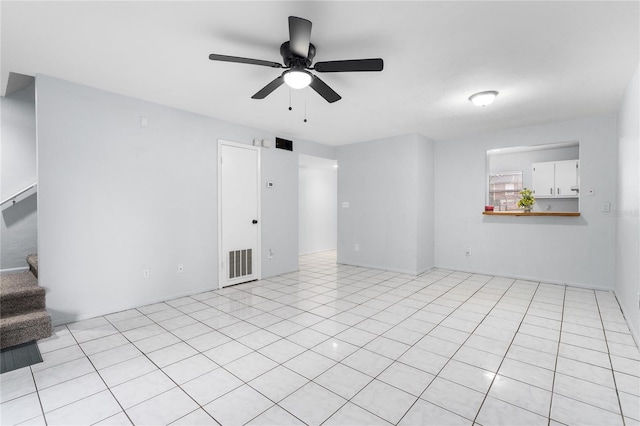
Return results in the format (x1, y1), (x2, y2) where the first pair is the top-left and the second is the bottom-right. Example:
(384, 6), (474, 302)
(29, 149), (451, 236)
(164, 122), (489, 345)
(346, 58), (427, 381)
(0, 255), (52, 349)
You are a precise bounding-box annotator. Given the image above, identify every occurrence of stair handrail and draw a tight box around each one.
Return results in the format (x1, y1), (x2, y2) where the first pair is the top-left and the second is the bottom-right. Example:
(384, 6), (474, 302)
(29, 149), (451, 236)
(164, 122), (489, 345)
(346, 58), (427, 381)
(1, 182), (37, 206)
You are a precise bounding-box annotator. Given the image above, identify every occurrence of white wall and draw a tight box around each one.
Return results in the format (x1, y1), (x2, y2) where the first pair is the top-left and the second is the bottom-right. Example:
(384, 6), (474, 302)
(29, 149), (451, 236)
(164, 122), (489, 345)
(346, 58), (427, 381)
(261, 146), (299, 277)
(616, 63), (639, 342)
(416, 136), (436, 273)
(299, 155), (337, 255)
(36, 75), (326, 325)
(337, 133), (435, 274)
(1, 82), (37, 271)
(435, 114), (618, 289)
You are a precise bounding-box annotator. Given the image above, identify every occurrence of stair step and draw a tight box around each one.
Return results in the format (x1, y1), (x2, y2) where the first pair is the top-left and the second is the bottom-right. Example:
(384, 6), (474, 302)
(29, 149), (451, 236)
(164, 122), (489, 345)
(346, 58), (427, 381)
(27, 254), (38, 278)
(0, 309), (52, 349)
(0, 272), (46, 317)
(1, 271), (40, 296)
(0, 256), (53, 349)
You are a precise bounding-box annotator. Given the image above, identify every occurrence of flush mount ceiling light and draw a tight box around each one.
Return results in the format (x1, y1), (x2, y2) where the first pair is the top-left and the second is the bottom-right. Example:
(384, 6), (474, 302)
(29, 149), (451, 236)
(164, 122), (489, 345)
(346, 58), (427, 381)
(469, 90), (499, 107)
(283, 68), (313, 89)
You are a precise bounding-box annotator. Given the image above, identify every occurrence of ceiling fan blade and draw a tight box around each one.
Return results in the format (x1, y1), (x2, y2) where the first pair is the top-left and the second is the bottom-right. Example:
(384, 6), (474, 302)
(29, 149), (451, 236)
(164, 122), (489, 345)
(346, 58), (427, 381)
(314, 58), (384, 73)
(309, 75), (341, 103)
(209, 54), (282, 68)
(251, 76), (285, 99)
(289, 16), (312, 58)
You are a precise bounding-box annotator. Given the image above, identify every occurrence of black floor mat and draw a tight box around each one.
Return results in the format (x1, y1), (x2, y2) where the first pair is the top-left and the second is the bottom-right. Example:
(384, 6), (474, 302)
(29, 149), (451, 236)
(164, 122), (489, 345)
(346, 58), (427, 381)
(0, 341), (43, 374)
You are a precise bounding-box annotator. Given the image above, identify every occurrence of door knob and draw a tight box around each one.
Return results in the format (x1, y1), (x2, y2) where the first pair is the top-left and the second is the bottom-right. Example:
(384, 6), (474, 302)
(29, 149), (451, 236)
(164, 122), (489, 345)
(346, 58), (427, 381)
(252, 220), (258, 224)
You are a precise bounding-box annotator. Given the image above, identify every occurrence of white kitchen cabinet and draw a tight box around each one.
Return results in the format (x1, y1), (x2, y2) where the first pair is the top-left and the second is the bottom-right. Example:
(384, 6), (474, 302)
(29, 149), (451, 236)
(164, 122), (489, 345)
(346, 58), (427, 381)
(532, 160), (579, 198)
(532, 162), (555, 197)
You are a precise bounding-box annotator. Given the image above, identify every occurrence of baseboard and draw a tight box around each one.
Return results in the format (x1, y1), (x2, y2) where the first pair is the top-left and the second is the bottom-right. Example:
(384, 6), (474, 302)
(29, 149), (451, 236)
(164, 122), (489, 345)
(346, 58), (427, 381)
(336, 260), (434, 276)
(299, 248), (337, 256)
(433, 264), (614, 292)
(0, 267), (29, 275)
(417, 265), (436, 276)
(50, 284), (218, 327)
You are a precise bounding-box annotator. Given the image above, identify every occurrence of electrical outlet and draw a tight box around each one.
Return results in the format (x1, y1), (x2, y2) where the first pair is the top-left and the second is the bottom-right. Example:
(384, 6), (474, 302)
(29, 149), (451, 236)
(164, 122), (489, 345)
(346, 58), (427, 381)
(143, 269), (150, 279)
(268, 249), (274, 259)
(354, 243), (360, 252)
(177, 264), (184, 273)
(465, 248), (472, 256)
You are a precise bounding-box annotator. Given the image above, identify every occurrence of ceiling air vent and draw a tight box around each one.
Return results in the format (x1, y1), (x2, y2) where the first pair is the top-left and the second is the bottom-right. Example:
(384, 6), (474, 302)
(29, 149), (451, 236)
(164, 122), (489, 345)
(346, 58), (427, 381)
(276, 137), (293, 151)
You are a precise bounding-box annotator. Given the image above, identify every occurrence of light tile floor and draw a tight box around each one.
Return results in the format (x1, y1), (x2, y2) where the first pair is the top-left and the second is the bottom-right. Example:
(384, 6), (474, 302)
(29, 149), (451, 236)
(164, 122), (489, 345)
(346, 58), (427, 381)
(2, 251), (639, 425)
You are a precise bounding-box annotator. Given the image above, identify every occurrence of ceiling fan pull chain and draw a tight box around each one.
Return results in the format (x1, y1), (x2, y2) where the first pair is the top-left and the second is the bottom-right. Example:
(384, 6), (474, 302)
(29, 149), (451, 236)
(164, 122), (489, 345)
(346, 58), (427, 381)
(304, 89), (308, 123)
(288, 87), (292, 111)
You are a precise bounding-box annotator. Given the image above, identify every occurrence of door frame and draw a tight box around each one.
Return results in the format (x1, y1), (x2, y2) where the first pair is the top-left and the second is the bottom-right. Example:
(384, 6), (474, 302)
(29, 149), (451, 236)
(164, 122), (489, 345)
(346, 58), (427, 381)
(217, 139), (262, 289)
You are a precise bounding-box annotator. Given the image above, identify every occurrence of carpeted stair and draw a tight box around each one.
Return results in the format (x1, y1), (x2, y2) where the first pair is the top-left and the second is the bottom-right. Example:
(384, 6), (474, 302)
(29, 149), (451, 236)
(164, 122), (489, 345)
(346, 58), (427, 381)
(27, 254), (38, 278)
(0, 255), (52, 349)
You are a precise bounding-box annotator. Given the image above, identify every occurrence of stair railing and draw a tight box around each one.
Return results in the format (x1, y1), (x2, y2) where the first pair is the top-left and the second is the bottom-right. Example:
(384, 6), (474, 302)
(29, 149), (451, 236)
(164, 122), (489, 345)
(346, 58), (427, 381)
(1, 182), (37, 206)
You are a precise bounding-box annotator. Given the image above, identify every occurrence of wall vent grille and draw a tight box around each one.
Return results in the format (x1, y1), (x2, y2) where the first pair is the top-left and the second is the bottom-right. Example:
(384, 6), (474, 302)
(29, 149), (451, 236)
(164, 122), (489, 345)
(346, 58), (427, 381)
(229, 249), (252, 279)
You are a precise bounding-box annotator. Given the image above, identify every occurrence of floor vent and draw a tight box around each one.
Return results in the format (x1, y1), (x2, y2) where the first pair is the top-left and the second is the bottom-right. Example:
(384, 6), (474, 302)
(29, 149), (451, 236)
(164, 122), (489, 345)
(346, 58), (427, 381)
(229, 249), (252, 279)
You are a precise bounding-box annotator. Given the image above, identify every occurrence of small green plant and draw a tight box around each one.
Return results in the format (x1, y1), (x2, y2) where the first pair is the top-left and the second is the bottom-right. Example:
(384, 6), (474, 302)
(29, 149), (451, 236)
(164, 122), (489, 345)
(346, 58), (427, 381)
(518, 188), (535, 210)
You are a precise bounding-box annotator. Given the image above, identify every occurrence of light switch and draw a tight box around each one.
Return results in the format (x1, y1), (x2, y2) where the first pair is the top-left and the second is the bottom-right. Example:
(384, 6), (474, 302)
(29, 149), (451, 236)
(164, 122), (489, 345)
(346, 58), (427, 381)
(602, 202), (611, 212)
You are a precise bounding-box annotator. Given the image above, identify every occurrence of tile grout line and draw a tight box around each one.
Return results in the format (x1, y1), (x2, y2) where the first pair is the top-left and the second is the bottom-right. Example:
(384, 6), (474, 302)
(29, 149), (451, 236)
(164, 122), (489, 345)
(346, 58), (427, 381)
(346, 274), (565, 424)
(594, 289), (627, 425)
(257, 268), (452, 425)
(246, 269), (483, 424)
(248, 264), (424, 425)
(317, 270), (473, 425)
(100, 318), (211, 424)
(549, 290), (629, 422)
(26, 324), (134, 425)
(102, 303), (236, 425)
(545, 284), (567, 426)
(160, 265), (374, 424)
(289, 272), (419, 426)
(468, 280), (544, 425)
(122, 263), (395, 424)
(29, 355), (49, 426)
(392, 274), (521, 425)
(64, 323), (137, 426)
(392, 277), (500, 424)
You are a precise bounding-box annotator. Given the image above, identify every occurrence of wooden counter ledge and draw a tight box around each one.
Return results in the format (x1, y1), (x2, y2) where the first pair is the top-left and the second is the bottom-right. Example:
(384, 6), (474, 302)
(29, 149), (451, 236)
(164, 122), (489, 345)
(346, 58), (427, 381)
(482, 211), (580, 217)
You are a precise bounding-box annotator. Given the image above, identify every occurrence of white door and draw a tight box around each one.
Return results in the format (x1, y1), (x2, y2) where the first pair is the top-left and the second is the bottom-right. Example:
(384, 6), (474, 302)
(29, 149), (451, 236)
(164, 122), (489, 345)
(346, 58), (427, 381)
(218, 141), (260, 288)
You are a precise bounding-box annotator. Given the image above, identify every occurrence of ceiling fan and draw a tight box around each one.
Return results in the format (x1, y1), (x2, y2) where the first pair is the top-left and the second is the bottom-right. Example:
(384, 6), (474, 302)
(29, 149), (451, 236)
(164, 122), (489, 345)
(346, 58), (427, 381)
(208, 16), (384, 103)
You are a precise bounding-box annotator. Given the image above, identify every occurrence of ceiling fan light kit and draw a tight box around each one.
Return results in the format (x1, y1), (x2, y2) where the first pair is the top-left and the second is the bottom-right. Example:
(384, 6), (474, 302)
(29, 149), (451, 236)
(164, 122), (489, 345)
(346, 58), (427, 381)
(283, 69), (313, 89)
(208, 16), (383, 104)
(469, 90), (499, 107)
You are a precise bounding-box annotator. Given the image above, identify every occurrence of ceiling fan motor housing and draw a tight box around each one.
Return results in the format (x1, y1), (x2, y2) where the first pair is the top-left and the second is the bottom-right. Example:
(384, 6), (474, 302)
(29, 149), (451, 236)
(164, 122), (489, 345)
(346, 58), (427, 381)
(280, 41), (316, 69)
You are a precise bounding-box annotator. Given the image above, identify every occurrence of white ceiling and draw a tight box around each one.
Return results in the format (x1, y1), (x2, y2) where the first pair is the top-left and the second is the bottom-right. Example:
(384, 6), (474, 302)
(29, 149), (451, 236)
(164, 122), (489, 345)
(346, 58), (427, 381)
(2, 1), (638, 145)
